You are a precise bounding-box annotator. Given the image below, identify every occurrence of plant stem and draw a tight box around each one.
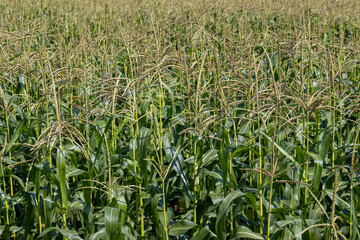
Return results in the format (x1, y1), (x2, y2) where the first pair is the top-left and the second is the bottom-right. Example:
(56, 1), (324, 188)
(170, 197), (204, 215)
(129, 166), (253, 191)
(267, 177), (273, 240)
(162, 178), (168, 240)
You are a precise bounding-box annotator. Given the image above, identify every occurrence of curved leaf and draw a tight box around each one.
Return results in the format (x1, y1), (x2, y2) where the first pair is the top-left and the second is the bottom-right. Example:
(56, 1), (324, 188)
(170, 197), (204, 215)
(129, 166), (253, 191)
(262, 133), (298, 166)
(89, 229), (106, 240)
(216, 190), (245, 240)
(231, 226), (264, 239)
(201, 148), (218, 166)
(105, 206), (121, 239)
(37, 227), (82, 240)
(57, 148), (67, 210)
(307, 152), (323, 194)
(169, 220), (197, 236)
(191, 227), (216, 240)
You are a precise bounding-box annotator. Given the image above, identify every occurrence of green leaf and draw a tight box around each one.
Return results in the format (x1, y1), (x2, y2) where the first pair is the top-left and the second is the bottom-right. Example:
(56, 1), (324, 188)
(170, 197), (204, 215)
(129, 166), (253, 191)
(57, 148), (68, 209)
(9, 119), (27, 144)
(166, 146), (193, 201)
(307, 152), (323, 194)
(201, 148), (218, 166)
(198, 169), (222, 180)
(35, 162), (59, 185)
(151, 194), (164, 238)
(325, 190), (350, 209)
(191, 227), (217, 240)
(89, 229), (106, 240)
(0, 225), (10, 239)
(66, 167), (86, 178)
(137, 127), (152, 187)
(105, 206), (122, 240)
(137, 127), (152, 161)
(216, 190), (245, 240)
(5, 174), (24, 189)
(0, 225), (21, 236)
(269, 218), (317, 236)
(23, 193), (35, 238)
(270, 218), (301, 236)
(42, 197), (53, 229)
(295, 146), (305, 182)
(350, 193), (360, 240)
(94, 116), (114, 163)
(319, 130), (332, 160)
(262, 133), (298, 166)
(231, 226), (265, 239)
(38, 227), (82, 239)
(169, 220), (197, 236)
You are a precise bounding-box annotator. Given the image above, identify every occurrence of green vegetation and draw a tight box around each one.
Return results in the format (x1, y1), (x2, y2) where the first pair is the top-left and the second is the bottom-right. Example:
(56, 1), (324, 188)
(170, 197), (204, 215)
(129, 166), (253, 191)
(1, 0), (360, 239)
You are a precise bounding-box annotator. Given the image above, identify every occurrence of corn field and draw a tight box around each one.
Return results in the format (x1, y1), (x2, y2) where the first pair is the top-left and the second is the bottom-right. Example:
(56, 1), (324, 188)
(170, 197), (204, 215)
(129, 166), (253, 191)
(1, 0), (360, 239)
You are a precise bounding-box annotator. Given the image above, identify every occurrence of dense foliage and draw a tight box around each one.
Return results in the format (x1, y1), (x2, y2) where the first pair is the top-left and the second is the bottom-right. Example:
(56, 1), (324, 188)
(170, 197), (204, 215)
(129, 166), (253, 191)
(1, 0), (360, 239)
